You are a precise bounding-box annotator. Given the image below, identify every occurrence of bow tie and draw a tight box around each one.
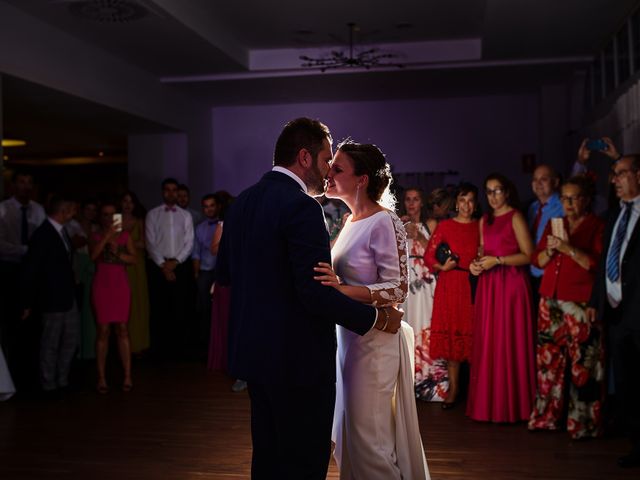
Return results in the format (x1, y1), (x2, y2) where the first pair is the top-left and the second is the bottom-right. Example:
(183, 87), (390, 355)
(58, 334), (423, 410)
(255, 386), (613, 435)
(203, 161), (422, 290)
(165, 206), (177, 212)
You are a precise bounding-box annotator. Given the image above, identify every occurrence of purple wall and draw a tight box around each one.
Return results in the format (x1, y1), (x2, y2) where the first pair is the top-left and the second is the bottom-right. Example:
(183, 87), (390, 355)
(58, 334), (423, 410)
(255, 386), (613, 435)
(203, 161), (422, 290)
(212, 94), (540, 198)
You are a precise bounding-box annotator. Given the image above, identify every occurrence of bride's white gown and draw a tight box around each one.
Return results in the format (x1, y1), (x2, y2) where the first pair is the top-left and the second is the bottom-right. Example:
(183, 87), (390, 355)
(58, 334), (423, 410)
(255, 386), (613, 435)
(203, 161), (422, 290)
(332, 210), (429, 480)
(0, 344), (16, 401)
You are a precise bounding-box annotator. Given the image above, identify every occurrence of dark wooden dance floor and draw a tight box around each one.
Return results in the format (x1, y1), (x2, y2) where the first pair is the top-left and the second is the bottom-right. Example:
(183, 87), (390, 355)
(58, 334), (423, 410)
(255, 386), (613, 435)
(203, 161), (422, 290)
(0, 360), (637, 480)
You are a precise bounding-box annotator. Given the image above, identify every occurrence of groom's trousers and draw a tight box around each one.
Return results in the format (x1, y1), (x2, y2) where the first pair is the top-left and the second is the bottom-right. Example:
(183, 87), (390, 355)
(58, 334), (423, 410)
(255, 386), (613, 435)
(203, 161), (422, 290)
(248, 381), (336, 480)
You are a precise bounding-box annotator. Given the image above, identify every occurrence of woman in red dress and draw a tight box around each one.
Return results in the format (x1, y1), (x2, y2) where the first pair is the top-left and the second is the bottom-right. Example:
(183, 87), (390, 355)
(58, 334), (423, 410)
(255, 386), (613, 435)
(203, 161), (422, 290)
(424, 183), (480, 408)
(91, 202), (136, 394)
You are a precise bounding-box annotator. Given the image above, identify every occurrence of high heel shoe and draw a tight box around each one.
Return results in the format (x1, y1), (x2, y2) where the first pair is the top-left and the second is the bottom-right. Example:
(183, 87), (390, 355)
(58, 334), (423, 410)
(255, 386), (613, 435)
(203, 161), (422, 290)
(441, 400), (456, 410)
(96, 383), (109, 395)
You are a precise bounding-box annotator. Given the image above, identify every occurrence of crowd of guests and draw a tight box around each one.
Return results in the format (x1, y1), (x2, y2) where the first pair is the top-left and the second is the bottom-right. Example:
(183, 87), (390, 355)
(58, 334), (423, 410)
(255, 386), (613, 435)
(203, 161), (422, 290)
(397, 137), (640, 468)
(0, 173), (236, 398)
(1, 134), (639, 468)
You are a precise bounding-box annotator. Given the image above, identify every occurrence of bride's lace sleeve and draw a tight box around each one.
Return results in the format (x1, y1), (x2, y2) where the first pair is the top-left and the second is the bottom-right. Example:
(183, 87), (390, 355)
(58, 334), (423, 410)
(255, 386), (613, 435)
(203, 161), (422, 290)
(367, 211), (408, 306)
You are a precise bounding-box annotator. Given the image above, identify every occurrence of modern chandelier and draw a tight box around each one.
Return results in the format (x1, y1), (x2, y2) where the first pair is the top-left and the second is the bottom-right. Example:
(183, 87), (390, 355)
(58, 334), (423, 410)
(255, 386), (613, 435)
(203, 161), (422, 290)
(300, 23), (403, 72)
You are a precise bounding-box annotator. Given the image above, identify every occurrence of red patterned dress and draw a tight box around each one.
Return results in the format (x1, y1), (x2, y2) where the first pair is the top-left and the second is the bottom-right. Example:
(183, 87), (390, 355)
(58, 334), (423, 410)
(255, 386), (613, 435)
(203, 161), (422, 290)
(424, 218), (479, 362)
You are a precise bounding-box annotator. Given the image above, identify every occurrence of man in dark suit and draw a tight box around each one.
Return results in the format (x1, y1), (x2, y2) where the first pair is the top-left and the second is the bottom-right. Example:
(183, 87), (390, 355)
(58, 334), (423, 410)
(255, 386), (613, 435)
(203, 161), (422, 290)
(20, 196), (79, 394)
(588, 154), (640, 468)
(216, 118), (402, 480)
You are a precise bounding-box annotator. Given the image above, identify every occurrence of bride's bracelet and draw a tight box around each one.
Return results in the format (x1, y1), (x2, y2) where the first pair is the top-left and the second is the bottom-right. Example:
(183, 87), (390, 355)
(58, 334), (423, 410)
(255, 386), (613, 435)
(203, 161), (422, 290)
(379, 308), (390, 331)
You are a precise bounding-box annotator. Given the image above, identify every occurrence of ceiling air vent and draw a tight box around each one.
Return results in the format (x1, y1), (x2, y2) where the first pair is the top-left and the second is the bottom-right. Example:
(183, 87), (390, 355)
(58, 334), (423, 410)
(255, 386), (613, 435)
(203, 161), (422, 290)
(67, 0), (149, 23)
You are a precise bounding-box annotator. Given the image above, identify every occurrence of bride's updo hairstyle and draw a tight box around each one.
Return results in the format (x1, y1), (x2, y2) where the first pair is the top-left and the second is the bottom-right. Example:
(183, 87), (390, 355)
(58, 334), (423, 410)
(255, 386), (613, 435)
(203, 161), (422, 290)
(337, 140), (396, 210)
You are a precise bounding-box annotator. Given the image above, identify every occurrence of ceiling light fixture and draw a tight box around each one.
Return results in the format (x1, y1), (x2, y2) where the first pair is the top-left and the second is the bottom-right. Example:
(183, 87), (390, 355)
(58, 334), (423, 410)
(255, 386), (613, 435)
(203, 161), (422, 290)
(300, 23), (403, 72)
(66, 0), (149, 23)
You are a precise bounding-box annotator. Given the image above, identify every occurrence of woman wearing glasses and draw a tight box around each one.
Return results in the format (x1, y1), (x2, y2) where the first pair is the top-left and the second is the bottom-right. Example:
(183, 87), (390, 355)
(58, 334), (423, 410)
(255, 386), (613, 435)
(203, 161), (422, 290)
(528, 176), (605, 438)
(468, 173), (536, 422)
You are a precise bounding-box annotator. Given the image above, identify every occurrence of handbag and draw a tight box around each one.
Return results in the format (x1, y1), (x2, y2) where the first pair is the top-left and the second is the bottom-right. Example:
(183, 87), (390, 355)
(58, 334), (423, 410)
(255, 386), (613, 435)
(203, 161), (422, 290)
(435, 242), (459, 265)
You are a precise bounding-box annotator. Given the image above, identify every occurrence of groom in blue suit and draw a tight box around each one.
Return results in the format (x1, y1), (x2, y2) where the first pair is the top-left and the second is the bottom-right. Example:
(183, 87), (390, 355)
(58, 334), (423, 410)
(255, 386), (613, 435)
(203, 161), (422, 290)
(216, 118), (402, 480)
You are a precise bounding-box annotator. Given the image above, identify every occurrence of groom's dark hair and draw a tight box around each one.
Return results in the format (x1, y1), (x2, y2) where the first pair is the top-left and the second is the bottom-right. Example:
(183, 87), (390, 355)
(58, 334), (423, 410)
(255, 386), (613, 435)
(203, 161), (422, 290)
(273, 117), (332, 167)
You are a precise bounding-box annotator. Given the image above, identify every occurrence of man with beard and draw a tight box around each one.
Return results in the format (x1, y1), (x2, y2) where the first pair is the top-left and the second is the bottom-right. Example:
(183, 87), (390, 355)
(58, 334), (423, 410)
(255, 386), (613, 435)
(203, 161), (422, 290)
(216, 117), (403, 480)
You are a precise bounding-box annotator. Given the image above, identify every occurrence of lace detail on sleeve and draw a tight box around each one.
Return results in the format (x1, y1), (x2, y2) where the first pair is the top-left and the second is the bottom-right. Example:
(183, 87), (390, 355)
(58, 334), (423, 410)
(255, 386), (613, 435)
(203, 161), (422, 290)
(368, 211), (409, 306)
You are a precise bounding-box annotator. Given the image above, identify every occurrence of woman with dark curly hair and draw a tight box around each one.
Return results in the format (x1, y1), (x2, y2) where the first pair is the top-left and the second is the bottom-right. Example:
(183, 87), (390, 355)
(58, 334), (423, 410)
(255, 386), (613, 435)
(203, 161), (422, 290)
(468, 173), (536, 422)
(528, 175), (605, 438)
(314, 140), (428, 479)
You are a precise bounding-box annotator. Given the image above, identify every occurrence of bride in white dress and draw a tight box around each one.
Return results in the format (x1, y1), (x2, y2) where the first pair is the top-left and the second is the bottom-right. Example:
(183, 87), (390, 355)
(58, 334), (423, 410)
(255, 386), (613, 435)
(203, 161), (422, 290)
(314, 141), (429, 480)
(0, 344), (16, 401)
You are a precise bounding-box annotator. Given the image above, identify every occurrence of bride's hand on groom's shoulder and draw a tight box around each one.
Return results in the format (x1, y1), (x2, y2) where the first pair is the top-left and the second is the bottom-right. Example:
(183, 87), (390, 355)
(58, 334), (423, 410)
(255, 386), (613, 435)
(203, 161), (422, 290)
(313, 262), (341, 289)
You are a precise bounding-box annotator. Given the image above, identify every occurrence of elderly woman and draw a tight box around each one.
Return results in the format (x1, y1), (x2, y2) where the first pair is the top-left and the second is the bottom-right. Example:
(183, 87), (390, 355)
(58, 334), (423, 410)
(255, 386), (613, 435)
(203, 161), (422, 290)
(528, 176), (605, 439)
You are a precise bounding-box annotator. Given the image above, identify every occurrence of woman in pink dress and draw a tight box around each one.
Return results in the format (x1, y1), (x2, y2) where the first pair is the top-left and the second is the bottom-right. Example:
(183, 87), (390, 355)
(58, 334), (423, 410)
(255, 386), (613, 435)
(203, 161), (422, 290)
(467, 173), (536, 422)
(91, 202), (136, 394)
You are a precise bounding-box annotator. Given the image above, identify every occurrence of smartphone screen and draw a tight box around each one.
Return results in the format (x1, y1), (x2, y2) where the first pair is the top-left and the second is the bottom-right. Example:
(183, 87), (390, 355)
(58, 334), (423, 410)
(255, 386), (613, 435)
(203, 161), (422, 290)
(113, 213), (123, 232)
(551, 217), (567, 241)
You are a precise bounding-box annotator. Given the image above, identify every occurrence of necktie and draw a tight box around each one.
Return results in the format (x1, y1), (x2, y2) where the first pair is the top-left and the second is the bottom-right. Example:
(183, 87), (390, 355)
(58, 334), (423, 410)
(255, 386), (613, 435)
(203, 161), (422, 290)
(532, 202), (546, 235)
(62, 228), (73, 256)
(208, 220), (218, 226)
(606, 201), (633, 282)
(20, 205), (29, 245)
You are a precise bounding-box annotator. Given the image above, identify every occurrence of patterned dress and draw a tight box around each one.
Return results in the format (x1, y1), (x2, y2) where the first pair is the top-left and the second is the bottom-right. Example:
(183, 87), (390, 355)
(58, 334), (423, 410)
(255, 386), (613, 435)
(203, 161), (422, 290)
(401, 222), (447, 402)
(528, 214), (606, 439)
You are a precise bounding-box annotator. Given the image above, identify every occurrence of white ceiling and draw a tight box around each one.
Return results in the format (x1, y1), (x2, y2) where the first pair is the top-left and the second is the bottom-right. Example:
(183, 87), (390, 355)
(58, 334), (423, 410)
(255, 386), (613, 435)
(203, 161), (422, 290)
(1, 0), (638, 159)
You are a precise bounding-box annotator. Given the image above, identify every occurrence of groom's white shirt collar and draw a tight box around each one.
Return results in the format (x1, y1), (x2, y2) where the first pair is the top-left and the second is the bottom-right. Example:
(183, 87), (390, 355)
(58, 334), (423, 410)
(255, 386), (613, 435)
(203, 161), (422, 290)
(272, 166), (307, 193)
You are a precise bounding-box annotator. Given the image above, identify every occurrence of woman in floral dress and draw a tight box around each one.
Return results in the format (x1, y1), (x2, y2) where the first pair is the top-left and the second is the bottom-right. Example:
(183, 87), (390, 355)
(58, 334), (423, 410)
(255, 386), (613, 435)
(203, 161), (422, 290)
(528, 176), (605, 438)
(400, 188), (446, 402)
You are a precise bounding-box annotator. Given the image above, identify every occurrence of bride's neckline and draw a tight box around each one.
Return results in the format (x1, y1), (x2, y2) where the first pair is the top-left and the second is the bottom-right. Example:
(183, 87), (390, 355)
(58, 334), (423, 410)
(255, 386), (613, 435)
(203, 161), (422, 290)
(349, 208), (386, 223)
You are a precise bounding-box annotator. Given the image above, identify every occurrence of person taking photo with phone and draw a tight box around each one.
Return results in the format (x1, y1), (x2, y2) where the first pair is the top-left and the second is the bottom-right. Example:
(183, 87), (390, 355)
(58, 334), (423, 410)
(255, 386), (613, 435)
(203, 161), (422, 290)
(90, 201), (136, 394)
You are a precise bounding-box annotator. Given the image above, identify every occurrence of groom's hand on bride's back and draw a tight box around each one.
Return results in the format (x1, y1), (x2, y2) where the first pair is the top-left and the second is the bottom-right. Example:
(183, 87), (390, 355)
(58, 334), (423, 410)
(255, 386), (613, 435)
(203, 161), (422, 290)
(374, 306), (403, 334)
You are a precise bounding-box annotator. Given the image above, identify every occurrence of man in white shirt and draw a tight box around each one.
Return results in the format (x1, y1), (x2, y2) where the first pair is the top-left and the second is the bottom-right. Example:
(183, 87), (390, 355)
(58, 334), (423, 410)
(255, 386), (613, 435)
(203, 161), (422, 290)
(0, 171), (45, 386)
(145, 178), (194, 358)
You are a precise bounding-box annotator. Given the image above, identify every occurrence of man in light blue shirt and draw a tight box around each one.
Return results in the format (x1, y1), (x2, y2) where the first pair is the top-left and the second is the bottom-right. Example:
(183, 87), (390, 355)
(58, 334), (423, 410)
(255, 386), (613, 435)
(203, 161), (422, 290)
(192, 194), (219, 354)
(527, 165), (563, 304)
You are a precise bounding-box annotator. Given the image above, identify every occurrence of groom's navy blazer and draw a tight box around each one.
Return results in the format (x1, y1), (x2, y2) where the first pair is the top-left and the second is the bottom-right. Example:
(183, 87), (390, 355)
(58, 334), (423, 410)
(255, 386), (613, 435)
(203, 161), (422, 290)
(217, 170), (376, 385)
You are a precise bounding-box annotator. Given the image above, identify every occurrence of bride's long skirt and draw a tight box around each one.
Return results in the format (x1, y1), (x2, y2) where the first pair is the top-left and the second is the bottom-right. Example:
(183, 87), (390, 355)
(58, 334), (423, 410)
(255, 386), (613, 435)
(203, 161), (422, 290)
(0, 344), (15, 401)
(333, 321), (430, 480)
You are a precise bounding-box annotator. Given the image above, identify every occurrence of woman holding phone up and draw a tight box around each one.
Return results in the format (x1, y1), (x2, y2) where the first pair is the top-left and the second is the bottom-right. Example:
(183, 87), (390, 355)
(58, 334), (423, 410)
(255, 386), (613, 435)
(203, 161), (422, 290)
(90, 201), (136, 394)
